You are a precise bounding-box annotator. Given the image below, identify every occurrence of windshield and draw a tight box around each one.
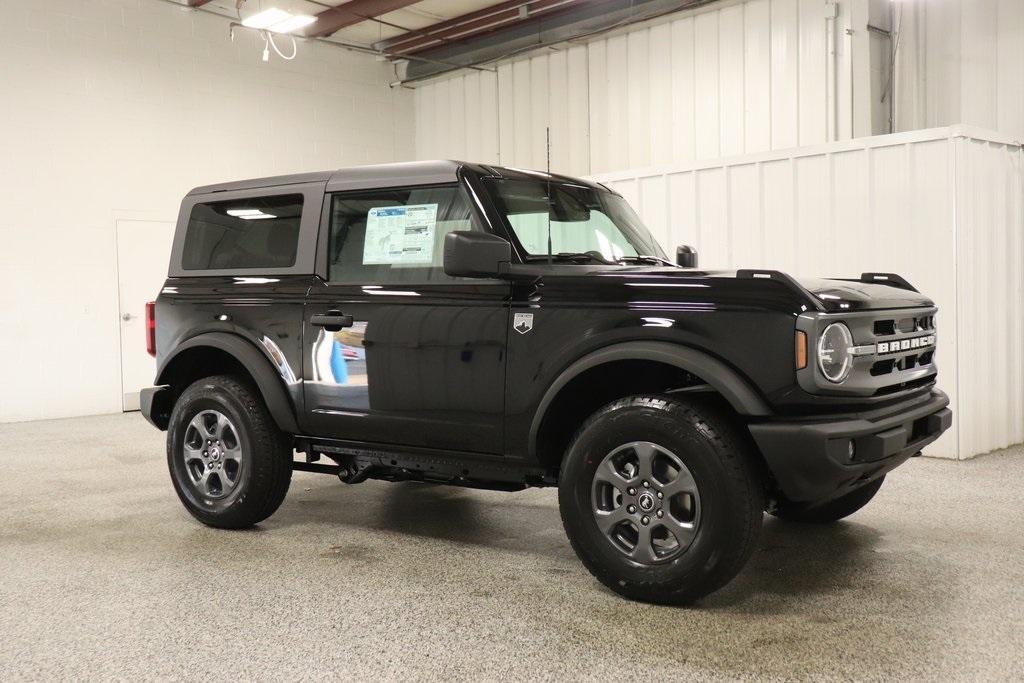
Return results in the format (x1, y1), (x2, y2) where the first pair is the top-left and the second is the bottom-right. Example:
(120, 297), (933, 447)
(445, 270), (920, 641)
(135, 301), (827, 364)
(482, 178), (666, 262)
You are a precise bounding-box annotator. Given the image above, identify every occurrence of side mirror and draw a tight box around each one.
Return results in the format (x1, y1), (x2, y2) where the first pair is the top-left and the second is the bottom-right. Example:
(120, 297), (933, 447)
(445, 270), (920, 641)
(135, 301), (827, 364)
(444, 231), (512, 278)
(676, 245), (698, 268)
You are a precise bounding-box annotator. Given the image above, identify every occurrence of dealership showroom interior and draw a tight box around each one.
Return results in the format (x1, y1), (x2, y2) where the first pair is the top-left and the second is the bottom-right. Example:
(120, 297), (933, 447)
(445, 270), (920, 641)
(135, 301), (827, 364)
(2, 0), (1023, 679)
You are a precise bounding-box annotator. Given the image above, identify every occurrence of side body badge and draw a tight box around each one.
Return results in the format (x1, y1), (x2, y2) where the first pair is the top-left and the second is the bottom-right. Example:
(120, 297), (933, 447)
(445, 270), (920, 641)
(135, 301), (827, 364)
(513, 312), (534, 335)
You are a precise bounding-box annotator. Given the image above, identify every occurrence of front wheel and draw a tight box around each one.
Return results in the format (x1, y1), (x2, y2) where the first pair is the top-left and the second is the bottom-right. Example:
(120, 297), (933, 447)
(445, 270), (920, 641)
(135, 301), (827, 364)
(558, 396), (764, 605)
(167, 375), (293, 529)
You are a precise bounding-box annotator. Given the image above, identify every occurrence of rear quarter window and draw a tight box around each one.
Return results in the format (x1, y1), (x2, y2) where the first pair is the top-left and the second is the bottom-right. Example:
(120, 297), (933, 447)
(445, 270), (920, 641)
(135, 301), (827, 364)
(181, 194), (303, 270)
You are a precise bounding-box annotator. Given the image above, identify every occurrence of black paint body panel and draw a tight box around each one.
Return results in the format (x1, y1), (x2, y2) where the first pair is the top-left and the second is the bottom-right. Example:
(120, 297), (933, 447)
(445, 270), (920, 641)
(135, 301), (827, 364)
(145, 161), (952, 502)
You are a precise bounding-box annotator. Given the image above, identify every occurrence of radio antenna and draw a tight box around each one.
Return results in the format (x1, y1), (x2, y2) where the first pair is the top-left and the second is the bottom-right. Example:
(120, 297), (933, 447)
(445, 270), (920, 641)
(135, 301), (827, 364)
(546, 126), (552, 264)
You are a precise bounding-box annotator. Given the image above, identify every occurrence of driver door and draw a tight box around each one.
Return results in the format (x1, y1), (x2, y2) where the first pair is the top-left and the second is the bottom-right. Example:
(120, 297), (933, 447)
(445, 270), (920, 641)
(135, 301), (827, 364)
(302, 183), (510, 455)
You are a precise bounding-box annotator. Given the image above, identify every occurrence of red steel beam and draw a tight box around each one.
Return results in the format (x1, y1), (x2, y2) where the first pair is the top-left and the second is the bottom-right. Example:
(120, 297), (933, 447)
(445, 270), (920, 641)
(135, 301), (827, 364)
(375, 0), (583, 54)
(186, 1), (216, 6)
(301, 0), (423, 38)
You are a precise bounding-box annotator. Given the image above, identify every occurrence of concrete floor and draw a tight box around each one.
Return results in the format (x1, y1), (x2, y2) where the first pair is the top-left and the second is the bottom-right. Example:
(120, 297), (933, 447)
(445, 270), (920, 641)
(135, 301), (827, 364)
(0, 414), (1021, 681)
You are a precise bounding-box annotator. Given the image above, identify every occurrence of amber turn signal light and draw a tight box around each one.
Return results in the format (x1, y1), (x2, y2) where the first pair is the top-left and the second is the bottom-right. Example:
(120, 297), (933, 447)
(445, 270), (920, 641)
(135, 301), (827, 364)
(795, 330), (807, 370)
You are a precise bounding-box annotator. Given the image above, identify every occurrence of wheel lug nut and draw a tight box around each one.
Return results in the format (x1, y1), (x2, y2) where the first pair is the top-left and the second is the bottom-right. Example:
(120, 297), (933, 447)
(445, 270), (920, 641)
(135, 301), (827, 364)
(641, 516), (649, 525)
(642, 481), (650, 488)
(657, 491), (663, 499)
(656, 509), (663, 518)
(627, 504), (636, 514)
(627, 487), (636, 496)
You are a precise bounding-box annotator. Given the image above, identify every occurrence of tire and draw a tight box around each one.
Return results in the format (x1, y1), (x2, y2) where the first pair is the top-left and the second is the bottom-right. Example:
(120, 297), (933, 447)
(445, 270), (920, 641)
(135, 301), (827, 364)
(770, 476), (885, 524)
(558, 396), (764, 605)
(167, 374), (292, 529)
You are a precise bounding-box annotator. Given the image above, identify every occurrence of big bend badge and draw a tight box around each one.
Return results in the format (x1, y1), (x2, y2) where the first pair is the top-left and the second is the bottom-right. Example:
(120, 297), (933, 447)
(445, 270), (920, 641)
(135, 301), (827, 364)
(513, 313), (534, 335)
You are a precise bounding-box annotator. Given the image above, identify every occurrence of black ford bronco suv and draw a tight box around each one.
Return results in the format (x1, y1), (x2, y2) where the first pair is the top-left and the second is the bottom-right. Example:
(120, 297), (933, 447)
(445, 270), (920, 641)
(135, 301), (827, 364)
(142, 160), (951, 604)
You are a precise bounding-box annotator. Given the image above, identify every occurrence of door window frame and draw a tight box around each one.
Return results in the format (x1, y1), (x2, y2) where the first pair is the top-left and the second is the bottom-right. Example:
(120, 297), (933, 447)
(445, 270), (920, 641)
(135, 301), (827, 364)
(313, 176), (513, 284)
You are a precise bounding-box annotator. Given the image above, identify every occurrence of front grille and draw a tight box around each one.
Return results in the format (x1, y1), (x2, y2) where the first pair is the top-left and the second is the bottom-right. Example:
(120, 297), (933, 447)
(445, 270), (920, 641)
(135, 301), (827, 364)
(865, 311), (936, 388)
(870, 346), (934, 377)
(872, 376), (936, 397)
(796, 306), (938, 398)
(873, 314), (935, 337)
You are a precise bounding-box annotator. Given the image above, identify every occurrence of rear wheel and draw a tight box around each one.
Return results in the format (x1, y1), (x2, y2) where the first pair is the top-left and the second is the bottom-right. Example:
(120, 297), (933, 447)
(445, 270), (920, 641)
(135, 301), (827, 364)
(771, 476), (885, 524)
(167, 375), (292, 529)
(558, 396), (764, 605)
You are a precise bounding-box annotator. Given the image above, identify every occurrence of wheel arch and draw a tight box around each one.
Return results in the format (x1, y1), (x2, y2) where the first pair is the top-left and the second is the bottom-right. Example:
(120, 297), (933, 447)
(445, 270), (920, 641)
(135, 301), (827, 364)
(155, 332), (299, 434)
(529, 341), (770, 469)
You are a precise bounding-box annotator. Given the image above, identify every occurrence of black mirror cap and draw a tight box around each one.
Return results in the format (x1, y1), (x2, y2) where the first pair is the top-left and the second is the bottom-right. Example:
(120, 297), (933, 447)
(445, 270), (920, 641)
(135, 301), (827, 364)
(676, 245), (699, 268)
(444, 231), (512, 278)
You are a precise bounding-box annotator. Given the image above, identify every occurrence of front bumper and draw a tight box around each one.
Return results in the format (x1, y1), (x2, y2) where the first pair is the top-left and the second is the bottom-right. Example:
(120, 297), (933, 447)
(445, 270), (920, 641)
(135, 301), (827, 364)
(748, 389), (951, 503)
(140, 385), (172, 430)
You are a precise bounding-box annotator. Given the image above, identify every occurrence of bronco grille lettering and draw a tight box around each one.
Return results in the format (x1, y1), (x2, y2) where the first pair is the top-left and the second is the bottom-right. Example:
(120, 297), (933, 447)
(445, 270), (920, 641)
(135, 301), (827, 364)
(877, 334), (936, 355)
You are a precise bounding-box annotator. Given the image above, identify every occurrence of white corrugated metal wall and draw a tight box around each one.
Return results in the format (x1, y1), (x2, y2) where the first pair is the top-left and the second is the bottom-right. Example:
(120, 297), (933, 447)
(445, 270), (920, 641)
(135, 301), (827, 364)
(414, 0), (869, 175)
(895, 0), (1024, 141)
(955, 131), (1024, 460)
(589, 126), (1024, 460)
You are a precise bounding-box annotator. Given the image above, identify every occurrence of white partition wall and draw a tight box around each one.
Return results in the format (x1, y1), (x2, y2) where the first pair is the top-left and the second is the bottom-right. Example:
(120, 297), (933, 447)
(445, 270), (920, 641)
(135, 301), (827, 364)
(590, 126), (1024, 460)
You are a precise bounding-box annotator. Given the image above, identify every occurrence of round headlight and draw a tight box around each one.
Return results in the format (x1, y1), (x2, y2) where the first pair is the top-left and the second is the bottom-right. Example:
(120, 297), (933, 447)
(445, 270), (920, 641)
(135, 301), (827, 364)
(818, 322), (854, 383)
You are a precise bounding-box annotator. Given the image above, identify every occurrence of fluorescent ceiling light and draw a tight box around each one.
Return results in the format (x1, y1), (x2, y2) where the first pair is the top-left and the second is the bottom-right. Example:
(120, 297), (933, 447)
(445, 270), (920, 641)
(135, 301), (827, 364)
(270, 14), (317, 33)
(241, 8), (317, 33)
(241, 8), (291, 29)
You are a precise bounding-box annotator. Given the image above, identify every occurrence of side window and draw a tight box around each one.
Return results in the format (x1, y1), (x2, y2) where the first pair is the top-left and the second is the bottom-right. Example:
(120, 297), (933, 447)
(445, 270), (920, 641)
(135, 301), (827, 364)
(328, 184), (479, 283)
(182, 194), (303, 270)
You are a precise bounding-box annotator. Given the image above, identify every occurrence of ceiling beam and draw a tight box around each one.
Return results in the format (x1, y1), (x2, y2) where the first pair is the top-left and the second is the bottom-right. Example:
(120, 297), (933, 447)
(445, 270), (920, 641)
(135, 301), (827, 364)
(301, 0), (423, 38)
(375, 0), (584, 54)
(399, 0), (710, 82)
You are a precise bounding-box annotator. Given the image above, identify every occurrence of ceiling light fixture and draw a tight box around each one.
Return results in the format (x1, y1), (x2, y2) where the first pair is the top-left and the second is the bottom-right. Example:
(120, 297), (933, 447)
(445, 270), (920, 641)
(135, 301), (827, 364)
(241, 8), (316, 34)
(270, 14), (317, 33)
(241, 8), (291, 30)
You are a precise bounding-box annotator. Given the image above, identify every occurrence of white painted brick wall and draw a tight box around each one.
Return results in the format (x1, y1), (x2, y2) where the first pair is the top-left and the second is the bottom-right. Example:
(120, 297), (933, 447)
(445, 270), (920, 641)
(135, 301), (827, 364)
(0, 0), (415, 422)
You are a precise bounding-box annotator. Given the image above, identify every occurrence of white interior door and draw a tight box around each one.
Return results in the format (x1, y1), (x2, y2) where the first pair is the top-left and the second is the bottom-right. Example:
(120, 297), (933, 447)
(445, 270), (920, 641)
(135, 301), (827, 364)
(117, 219), (176, 411)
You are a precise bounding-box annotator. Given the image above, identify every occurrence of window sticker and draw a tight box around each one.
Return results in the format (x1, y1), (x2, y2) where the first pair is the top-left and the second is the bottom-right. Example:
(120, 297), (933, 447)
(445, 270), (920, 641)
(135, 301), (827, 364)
(363, 204), (438, 265)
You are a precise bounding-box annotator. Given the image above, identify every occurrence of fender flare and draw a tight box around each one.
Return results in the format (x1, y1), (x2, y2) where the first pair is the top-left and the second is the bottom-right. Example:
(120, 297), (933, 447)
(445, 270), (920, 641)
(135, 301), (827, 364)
(528, 341), (771, 458)
(156, 332), (299, 434)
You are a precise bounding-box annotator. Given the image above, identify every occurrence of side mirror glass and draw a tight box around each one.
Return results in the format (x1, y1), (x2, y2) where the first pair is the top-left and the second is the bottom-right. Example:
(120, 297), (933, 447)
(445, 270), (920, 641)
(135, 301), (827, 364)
(443, 231), (512, 278)
(676, 245), (698, 268)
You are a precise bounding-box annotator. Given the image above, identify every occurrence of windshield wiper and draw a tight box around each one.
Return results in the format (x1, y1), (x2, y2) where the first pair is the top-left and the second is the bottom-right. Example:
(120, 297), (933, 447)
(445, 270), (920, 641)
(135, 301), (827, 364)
(525, 252), (614, 264)
(617, 255), (678, 267)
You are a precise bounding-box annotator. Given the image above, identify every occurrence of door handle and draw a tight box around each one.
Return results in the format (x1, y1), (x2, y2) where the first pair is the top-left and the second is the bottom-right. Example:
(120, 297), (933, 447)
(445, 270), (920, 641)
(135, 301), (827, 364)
(311, 311), (354, 332)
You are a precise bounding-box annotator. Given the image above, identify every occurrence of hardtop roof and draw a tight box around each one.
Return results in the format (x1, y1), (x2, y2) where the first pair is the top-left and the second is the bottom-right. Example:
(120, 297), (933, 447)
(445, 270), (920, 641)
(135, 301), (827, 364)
(185, 160), (610, 196)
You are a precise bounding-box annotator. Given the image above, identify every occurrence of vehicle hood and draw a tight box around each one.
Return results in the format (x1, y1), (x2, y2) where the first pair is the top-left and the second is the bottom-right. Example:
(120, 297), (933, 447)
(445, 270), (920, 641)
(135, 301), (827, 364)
(793, 276), (934, 311)
(546, 266), (935, 312)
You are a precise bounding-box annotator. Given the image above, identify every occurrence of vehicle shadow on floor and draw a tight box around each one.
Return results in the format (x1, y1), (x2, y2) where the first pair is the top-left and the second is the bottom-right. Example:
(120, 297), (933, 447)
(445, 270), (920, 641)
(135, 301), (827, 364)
(273, 477), (915, 606)
(702, 518), (887, 608)
(277, 479), (572, 556)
